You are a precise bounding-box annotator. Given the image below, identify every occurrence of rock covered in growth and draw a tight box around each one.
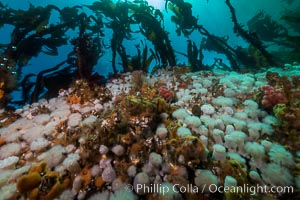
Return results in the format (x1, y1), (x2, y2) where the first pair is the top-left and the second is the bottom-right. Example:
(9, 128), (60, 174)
(194, 170), (219, 193)
(149, 152), (163, 167)
(127, 165), (137, 177)
(176, 127), (192, 138)
(62, 153), (81, 173)
(158, 86), (174, 102)
(261, 163), (294, 186)
(172, 108), (190, 120)
(0, 67), (299, 200)
(261, 85), (288, 108)
(268, 143), (295, 168)
(0, 156), (19, 170)
(99, 145), (109, 154)
(102, 164), (116, 183)
(155, 125), (168, 139)
(111, 145), (125, 156)
(0, 143), (21, 160)
(30, 137), (50, 152)
(37, 145), (66, 168)
(184, 115), (201, 128)
(201, 104), (215, 115)
(16, 162), (64, 199)
(212, 144), (226, 161)
(68, 113), (82, 127)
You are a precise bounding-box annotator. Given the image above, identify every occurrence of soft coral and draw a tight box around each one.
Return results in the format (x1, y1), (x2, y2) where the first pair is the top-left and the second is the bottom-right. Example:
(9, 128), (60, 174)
(158, 86), (174, 102)
(261, 85), (288, 108)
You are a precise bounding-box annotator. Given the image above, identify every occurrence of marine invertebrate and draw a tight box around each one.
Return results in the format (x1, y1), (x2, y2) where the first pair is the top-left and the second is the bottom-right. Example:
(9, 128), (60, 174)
(176, 127), (192, 138)
(67, 79), (112, 104)
(133, 172), (150, 195)
(172, 108), (190, 120)
(258, 72), (300, 148)
(16, 162), (64, 199)
(184, 115), (201, 128)
(194, 169), (218, 193)
(244, 141), (265, 167)
(201, 104), (215, 115)
(1, 60), (300, 200)
(273, 103), (288, 119)
(17, 171), (42, 194)
(268, 143), (295, 168)
(155, 124), (168, 139)
(261, 163), (294, 186)
(66, 95), (82, 105)
(261, 85), (288, 108)
(158, 86), (174, 102)
(78, 166), (92, 190)
(0, 142), (21, 159)
(39, 171), (64, 200)
(0, 156), (19, 170)
(212, 144), (226, 161)
(175, 136), (206, 166)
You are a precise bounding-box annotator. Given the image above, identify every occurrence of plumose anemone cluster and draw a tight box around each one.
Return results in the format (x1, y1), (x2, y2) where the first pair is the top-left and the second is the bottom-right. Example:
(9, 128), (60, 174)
(0, 64), (300, 199)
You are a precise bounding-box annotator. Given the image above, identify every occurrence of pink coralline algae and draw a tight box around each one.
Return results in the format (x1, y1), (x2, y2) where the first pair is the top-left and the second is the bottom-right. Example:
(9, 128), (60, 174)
(158, 86), (174, 102)
(261, 85), (288, 108)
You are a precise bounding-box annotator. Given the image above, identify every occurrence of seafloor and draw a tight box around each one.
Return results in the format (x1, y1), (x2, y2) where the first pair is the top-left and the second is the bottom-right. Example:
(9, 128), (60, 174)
(0, 64), (299, 200)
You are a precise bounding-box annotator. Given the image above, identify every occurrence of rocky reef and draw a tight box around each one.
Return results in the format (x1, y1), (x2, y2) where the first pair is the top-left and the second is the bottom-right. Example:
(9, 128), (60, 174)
(0, 64), (299, 199)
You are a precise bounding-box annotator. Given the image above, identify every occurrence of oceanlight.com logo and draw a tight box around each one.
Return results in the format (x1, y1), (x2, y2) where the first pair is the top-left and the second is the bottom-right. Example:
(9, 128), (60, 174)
(208, 184), (294, 195)
(125, 183), (294, 196)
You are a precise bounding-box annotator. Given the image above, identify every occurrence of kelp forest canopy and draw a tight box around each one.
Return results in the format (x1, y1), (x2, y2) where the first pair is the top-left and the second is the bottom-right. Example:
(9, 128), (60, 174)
(0, 0), (299, 108)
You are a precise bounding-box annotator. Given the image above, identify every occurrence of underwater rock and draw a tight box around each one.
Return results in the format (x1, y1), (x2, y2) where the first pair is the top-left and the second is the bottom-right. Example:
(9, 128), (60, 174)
(0, 67), (299, 199)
